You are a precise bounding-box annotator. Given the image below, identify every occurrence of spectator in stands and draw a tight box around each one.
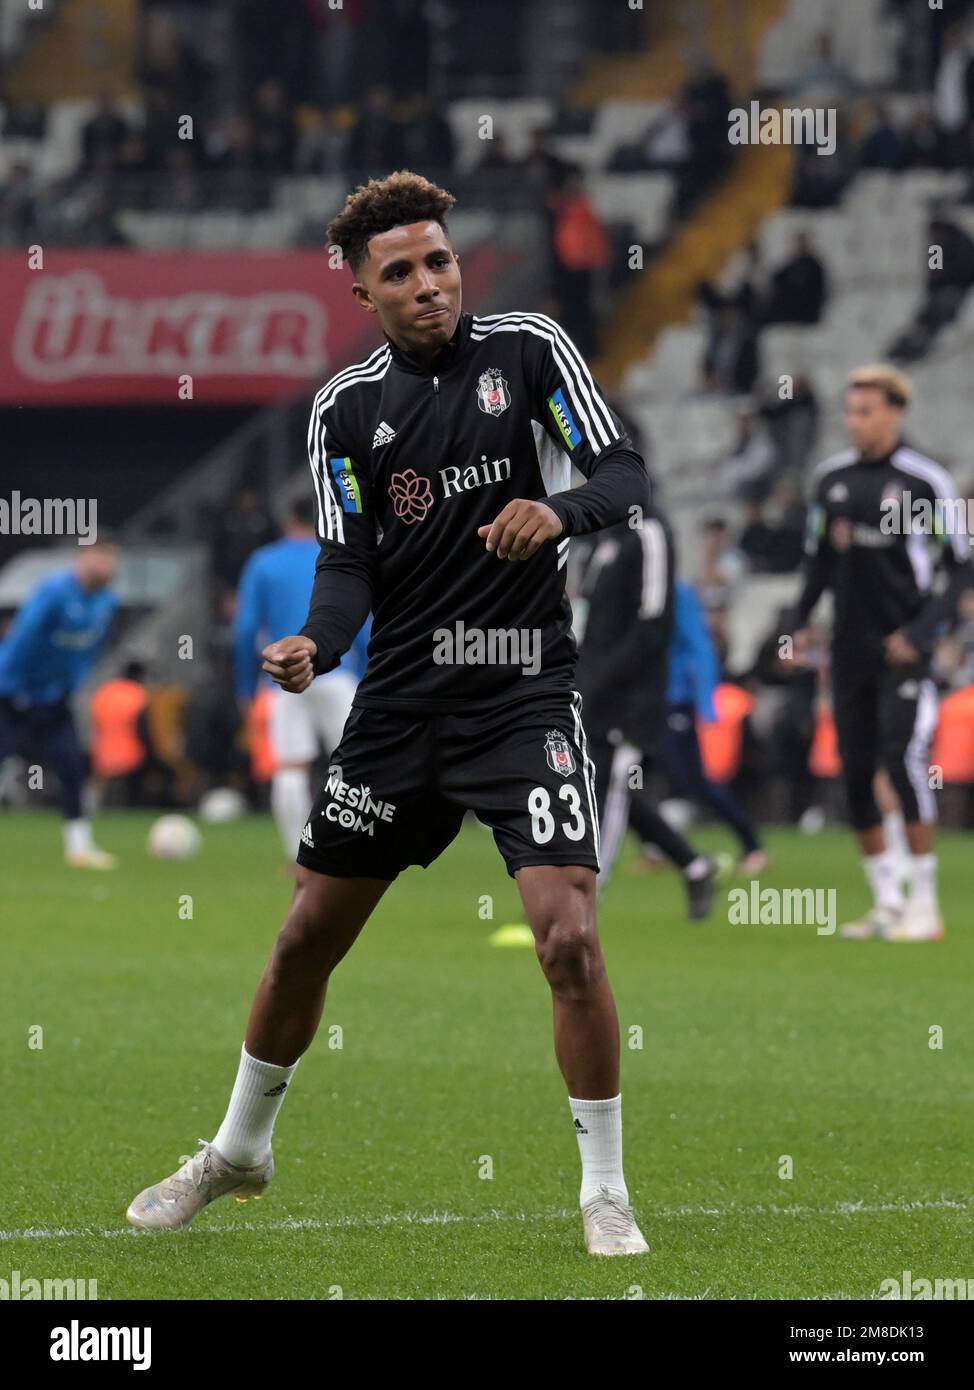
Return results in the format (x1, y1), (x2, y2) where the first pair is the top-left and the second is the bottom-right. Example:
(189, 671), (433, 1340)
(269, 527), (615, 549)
(76, 187), (129, 247)
(903, 107), (947, 168)
(719, 409), (775, 497)
(790, 134), (852, 208)
(81, 91), (131, 175)
(476, 134), (519, 174)
(610, 99), (690, 173)
(679, 53), (733, 212)
(856, 99), (907, 171)
(212, 483), (278, 601)
(698, 240), (764, 322)
(252, 79), (298, 173)
(0, 161), (39, 245)
(295, 106), (349, 177)
(522, 127), (571, 195)
(790, 32), (855, 105)
(139, 9), (212, 111)
(398, 93), (455, 172)
(888, 212), (974, 360)
(761, 232), (827, 325)
(933, 23), (974, 167)
(759, 372), (819, 479)
(549, 168), (612, 358)
(696, 517), (748, 614)
(736, 480), (805, 575)
(345, 86), (404, 175)
(701, 301), (760, 394)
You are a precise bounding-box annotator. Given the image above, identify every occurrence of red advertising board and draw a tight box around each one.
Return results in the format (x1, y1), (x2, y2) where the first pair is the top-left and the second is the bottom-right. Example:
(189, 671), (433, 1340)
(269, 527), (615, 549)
(0, 247), (501, 405)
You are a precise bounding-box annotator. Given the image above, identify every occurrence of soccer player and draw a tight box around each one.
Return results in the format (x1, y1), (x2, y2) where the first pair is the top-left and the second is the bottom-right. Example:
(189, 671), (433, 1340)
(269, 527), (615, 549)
(234, 497), (369, 858)
(790, 364), (970, 940)
(0, 537), (119, 867)
(656, 580), (767, 875)
(574, 502), (719, 918)
(127, 171), (651, 1255)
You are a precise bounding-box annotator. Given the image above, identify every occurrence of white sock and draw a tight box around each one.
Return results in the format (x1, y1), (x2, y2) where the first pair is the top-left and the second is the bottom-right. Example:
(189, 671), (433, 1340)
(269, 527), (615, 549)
(883, 811), (911, 881)
(684, 855), (711, 880)
(909, 853), (938, 910)
(569, 1094), (627, 1206)
(271, 767), (311, 858)
(864, 850), (905, 913)
(63, 818), (93, 857)
(212, 1044), (299, 1167)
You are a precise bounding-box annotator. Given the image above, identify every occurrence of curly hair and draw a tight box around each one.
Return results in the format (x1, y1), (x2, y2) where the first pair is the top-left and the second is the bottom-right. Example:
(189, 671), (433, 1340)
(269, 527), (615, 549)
(327, 170), (456, 272)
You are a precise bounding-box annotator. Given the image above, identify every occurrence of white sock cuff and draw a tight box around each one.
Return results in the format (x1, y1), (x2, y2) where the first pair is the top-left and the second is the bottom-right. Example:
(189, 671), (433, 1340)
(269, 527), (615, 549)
(569, 1093), (621, 1112)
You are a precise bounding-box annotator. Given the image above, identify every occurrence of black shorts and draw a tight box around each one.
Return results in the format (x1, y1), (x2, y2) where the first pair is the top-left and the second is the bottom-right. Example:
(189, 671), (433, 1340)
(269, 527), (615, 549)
(295, 690), (601, 881)
(832, 656), (939, 827)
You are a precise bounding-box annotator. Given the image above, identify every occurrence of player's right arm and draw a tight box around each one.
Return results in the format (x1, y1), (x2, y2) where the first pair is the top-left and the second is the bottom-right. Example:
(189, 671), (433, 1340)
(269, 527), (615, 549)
(263, 392), (377, 696)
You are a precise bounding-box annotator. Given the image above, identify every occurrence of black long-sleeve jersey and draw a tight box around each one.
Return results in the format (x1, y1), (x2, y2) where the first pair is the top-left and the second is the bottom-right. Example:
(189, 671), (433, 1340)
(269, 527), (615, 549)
(794, 442), (970, 659)
(299, 310), (649, 710)
(574, 507), (674, 749)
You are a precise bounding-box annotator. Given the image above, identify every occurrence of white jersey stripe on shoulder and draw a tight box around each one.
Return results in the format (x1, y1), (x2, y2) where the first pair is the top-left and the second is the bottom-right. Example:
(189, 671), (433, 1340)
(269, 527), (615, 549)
(473, 312), (617, 447)
(894, 449), (969, 560)
(894, 447), (959, 501)
(318, 350), (391, 412)
(313, 344), (390, 407)
(309, 406), (343, 543)
(809, 448), (858, 479)
(471, 317), (609, 453)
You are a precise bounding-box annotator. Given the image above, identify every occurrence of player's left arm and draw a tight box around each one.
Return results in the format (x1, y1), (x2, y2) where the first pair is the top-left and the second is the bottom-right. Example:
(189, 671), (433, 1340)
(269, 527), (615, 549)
(896, 470), (971, 658)
(478, 316), (649, 560)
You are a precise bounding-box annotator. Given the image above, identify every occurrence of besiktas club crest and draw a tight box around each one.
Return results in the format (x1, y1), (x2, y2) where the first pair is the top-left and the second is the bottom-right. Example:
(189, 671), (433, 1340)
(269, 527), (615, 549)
(545, 730), (576, 777)
(477, 367), (510, 416)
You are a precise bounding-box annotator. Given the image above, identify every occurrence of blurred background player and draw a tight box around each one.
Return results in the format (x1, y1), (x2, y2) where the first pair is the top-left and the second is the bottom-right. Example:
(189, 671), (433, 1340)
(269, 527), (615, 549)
(790, 365), (970, 941)
(575, 500), (719, 919)
(233, 497), (369, 858)
(633, 578), (767, 875)
(0, 538), (119, 867)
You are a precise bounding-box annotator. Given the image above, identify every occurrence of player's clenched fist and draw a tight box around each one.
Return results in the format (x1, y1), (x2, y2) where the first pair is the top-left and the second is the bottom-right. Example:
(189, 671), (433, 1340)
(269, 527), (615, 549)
(261, 635), (317, 693)
(478, 499), (563, 561)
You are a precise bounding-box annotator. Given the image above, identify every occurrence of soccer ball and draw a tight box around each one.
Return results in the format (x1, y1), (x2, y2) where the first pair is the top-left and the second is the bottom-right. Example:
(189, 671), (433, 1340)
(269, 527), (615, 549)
(198, 787), (247, 823)
(147, 814), (202, 860)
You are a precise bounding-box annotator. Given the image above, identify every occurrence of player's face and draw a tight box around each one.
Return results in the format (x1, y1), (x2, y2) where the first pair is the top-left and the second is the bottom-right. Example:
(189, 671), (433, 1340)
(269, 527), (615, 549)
(76, 543), (118, 590)
(352, 221), (461, 360)
(845, 387), (902, 457)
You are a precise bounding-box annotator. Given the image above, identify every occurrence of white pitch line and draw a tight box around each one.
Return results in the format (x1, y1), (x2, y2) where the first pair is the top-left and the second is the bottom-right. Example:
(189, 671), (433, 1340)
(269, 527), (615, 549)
(1, 1196), (971, 1242)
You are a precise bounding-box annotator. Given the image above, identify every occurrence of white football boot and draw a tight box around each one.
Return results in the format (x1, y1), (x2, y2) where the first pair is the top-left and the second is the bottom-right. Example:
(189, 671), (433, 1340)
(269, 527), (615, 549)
(839, 905), (903, 940)
(126, 1140), (273, 1231)
(581, 1184), (649, 1256)
(884, 905), (945, 943)
(66, 847), (116, 869)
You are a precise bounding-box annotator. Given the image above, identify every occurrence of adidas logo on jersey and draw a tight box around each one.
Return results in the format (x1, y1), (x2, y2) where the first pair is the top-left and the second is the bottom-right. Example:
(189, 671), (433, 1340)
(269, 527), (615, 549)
(300, 822), (314, 847)
(373, 421), (396, 449)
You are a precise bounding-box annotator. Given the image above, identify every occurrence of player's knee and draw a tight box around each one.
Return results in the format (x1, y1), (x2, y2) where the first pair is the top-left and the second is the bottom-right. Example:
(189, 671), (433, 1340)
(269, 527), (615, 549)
(536, 920), (602, 996)
(271, 881), (338, 980)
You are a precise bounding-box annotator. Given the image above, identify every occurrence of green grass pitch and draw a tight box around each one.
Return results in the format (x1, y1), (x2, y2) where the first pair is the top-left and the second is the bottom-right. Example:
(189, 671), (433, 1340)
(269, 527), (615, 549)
(4, 810), (971, 1300)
